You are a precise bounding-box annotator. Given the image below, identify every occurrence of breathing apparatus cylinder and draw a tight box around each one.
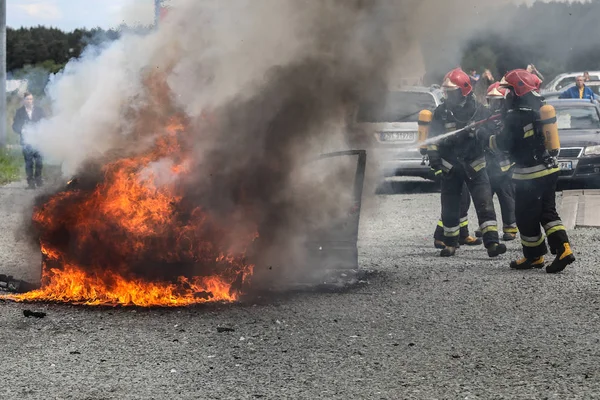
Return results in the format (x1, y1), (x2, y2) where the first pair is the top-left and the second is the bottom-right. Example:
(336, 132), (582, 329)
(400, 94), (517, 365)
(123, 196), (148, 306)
(418, 110), (433, 155)
(540, 104), (560, 157)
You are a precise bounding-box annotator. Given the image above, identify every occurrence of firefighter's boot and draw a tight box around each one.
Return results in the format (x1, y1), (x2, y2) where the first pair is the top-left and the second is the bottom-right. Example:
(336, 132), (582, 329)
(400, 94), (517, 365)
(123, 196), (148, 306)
(510, 256), (545, 270)
(459, 236), (482, 246)
(440, 246), (457, 257)
(546, 243), (575, 274)
(502, 232), (517, 241)
(475, 229), (482, 238)
(487, 243), (507, 257)
(434, 240), (446, 249)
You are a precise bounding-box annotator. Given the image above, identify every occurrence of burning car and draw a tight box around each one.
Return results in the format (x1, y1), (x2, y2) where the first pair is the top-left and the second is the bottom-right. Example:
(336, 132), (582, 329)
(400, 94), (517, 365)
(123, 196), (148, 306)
(2, 140), (367, 306)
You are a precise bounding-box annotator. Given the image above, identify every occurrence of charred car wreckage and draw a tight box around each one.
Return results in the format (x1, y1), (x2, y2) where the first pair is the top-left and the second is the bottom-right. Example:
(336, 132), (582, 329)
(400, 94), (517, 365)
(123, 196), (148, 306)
(0, 150), (368, 303)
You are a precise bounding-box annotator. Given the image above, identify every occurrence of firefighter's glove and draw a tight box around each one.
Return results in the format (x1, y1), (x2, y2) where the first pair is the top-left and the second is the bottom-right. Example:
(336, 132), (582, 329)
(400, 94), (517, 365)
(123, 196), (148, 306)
(476, 129), (493, 148)
(542, 150), (558, 168)
(428, 151), (442, 170)
(463, 126), (477, 139)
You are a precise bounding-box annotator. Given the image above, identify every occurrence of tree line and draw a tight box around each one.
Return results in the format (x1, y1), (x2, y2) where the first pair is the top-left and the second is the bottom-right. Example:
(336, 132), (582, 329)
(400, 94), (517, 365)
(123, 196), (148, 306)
(8, 1), (600, 96)
(7, 26), (122, 95)
(8, 26), (121, 73)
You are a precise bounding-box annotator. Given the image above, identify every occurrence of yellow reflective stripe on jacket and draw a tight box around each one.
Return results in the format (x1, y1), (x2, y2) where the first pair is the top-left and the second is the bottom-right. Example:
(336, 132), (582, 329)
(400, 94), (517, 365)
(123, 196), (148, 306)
(523, 123), (534, 138)
(428, 144), (438, 151)
(441, 159), (453, 171)
(489, 135), (498, 151)
(437, 220), (443, 227)
(498, 158), (514, 172)
(470, 157), (487, 172)
(512, 166), (560, 180)
(500, 162), (515, 172)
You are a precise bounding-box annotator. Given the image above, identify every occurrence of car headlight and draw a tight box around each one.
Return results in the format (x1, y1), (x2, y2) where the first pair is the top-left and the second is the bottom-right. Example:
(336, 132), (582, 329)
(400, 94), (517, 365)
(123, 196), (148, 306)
(584, 145), (600, 156)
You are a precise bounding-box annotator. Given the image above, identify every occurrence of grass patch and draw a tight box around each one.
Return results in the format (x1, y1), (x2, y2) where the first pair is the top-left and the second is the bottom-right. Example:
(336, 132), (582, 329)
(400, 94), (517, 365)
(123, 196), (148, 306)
(0, 148), (24, 184)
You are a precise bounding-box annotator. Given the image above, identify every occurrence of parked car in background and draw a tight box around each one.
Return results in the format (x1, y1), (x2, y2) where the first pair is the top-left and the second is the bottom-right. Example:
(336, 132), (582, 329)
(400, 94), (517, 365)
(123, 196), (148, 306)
(543, 81), (600, 101)
(545, 99), (600, 186)
(350, 86), (443, 181)
(541, 71), (600, 94)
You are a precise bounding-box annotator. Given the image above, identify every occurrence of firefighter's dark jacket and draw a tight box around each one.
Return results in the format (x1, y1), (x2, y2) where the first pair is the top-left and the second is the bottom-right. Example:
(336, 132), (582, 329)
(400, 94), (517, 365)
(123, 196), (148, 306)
(427, 95), (491, 172)
(483, 116), (513, 177)
(495, 95), (548, 168)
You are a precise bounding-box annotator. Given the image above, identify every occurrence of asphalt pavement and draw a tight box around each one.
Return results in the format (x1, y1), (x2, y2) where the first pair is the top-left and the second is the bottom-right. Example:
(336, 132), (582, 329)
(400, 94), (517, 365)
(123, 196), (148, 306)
(1, 178), (600, 400)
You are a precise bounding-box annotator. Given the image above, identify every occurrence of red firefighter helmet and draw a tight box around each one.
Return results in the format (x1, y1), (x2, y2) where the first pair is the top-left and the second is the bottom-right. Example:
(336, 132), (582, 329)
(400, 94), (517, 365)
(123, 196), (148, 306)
(530, 74), (542, 91)
(486, 82), (508, 99)
(499, 69), (538, 97)
(442, 68), (473, 96)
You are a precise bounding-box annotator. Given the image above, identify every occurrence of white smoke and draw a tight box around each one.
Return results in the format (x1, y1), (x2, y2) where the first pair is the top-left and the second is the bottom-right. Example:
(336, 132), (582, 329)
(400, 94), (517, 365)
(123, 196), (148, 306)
(24, 0), (368, 175)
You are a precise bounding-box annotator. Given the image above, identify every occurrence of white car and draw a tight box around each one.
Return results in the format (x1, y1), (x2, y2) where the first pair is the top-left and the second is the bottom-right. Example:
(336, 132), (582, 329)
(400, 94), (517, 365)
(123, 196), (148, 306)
(541, 71), (600, 94)
(350, 86), (444, 181)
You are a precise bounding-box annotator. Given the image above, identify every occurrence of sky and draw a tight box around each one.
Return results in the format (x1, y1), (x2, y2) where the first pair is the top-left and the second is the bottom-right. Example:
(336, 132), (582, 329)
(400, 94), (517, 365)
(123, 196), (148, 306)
(7, 0), (582, 32)
(7, 0), (157, 31)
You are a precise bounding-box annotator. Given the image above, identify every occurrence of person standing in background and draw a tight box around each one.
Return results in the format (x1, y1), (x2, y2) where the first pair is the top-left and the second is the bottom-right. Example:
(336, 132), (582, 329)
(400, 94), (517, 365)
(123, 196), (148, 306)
(12, 92), (46, 189)
(474, 69), (496, 105)
(559, 76), (595, 100)
(469, 69), (480, 86)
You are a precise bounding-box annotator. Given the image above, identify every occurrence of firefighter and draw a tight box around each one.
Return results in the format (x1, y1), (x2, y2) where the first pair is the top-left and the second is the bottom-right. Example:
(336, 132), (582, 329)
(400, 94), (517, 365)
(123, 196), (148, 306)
(433, 187), (481, 249)
(489, 69), (575, 273)
(474, 83), (518, 241)
(420, 114), (481, 250)
(426, 68), (506, 258)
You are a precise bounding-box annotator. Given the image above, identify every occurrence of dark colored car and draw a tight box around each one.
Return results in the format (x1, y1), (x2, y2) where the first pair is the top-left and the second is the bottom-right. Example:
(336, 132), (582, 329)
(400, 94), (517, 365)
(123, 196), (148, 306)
(546, 99), (600, 185)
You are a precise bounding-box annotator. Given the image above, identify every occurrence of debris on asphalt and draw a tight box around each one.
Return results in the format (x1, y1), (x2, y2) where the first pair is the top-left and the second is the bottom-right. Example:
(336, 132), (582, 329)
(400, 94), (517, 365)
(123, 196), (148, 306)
(217, 326), (235, 333)
(23, 309), (46, 318)
(0, 275), (39, 293)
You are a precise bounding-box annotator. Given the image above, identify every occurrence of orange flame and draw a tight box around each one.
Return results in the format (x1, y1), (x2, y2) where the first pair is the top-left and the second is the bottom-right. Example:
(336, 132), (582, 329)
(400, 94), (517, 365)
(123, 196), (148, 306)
(10, 117), (258, 307)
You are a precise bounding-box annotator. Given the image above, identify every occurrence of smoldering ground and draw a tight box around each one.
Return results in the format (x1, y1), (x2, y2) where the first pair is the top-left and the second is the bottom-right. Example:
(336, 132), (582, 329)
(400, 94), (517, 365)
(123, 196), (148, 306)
(18, 0), (514, 292)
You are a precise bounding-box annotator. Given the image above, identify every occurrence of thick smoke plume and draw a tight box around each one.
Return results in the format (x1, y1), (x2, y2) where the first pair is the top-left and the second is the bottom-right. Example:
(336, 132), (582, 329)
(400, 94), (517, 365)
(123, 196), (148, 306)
(21, 0), (524, 292)
(22, 0), (416, 290)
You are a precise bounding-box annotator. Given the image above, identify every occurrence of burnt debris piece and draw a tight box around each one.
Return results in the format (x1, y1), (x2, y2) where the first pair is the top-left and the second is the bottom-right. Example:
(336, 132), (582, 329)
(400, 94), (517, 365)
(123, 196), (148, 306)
(0, 275), (40, 294)
(23, 309), (47, 318)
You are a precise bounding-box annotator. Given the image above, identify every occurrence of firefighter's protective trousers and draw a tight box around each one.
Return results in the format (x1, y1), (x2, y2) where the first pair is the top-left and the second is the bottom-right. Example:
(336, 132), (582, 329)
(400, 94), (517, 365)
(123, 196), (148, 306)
(514, 169), (569, 258)
(434, 183), (471, 241)
(489, 172), (517, 234)
(441, 166), (499, 248)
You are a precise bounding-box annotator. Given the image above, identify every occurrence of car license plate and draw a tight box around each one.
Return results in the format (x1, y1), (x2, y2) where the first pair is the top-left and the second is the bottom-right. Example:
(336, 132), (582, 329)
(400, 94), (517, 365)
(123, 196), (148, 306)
(559, 161), (573, 171)
(379, 132), (416, 142)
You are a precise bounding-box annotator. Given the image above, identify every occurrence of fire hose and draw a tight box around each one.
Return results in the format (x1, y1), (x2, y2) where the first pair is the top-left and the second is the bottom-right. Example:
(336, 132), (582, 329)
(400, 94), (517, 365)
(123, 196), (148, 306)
(419, 113), (502, 148)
